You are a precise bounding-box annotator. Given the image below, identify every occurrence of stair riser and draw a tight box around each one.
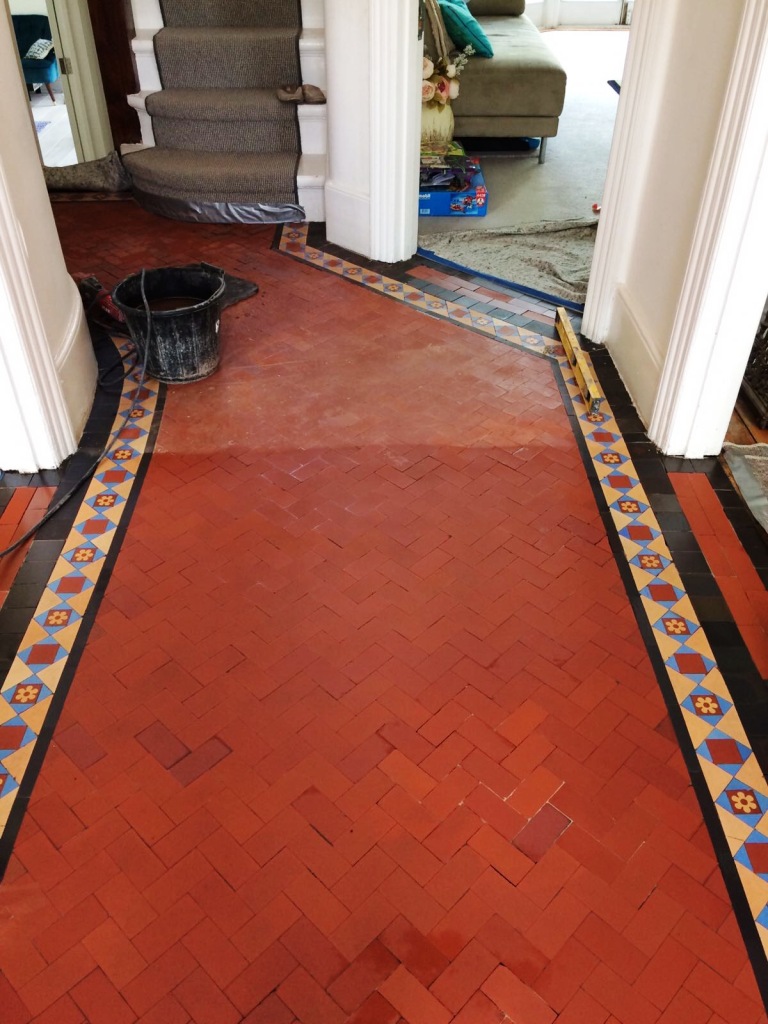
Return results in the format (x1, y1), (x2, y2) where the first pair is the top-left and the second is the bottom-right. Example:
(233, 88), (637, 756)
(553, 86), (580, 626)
(152, 117), (299, 154)
(159, 0), (301, 29)
(155, 33), (299, 90)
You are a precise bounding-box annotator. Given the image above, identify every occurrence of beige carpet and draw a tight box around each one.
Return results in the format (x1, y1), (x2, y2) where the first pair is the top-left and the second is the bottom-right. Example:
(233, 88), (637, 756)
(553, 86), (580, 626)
(420, 218), (597, 304)
(417, 30), (628, 298)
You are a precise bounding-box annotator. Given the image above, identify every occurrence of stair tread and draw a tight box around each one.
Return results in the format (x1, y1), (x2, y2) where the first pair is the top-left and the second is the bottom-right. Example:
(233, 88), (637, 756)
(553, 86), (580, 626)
(156, 26), (299, 41)
(125, 147), (298, 191)
(147, 88), (293, 121)
(159, 0), (301, 30)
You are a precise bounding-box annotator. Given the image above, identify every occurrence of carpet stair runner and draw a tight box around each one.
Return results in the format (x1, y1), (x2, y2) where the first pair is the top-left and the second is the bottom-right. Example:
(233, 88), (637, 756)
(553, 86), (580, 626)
(123, 0), (303, 222)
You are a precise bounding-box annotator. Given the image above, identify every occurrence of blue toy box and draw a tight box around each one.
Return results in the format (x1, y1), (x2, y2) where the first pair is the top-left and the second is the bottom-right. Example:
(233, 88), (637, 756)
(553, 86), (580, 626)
(418, 151), (488, 217)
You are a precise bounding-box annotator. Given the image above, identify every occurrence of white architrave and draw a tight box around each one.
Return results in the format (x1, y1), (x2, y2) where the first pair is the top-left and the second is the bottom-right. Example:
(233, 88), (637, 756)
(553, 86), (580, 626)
(582, 0), (678, 348)
(324, 0), (420, 262)
(0, 4), (96, 472)
(48, 0), (113, 161)
(648, 0), (768, 456)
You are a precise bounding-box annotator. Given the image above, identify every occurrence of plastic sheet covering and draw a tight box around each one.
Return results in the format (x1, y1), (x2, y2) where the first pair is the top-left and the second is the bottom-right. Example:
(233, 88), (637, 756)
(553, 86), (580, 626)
(133, 189), (305, 225)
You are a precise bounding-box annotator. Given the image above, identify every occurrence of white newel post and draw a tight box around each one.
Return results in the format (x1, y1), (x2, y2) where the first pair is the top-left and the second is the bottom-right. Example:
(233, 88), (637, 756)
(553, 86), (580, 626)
(324, 0), (421, 262)
(0, 6), (97, 472)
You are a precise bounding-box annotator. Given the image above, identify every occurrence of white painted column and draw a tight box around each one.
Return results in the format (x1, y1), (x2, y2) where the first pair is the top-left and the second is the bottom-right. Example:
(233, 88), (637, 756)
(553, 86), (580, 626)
(324, 0), (421, 262)
(648, 1), (768, 457)
(0, 5), (97, 472)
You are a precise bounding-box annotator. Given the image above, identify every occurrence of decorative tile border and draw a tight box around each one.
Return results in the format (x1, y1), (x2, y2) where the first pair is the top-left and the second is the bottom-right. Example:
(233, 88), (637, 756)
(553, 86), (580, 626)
(559, 356), (768, 972)
(278, 223), (768, 987)
(0, 344), (161, 868)
(278, 223), (556, 361)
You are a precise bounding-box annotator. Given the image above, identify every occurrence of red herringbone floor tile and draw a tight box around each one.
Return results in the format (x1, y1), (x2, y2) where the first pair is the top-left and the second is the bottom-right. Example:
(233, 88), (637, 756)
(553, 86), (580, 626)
(0, 207), (764, 1024)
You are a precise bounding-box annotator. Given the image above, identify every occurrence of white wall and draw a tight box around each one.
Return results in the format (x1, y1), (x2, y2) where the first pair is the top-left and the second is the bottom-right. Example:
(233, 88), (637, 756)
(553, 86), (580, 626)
(585, 0), (755, 443)
(8, 0), (47, 14)
(0, 1), (96, 470)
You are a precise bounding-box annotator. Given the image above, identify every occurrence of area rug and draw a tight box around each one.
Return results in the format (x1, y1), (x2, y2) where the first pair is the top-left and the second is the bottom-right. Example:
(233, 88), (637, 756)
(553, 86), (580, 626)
(34, 120), (50, 134)
(419, 218), (598, 305)
(723, 442), (768, 534)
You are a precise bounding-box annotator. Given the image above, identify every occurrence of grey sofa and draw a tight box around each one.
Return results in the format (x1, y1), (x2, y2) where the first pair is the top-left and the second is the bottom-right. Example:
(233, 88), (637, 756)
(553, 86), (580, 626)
(428, 0), (567, 162)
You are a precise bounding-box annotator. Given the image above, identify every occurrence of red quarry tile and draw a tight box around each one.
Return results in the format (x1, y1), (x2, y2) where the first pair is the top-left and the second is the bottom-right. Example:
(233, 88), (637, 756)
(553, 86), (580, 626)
(684, 961), (765, 1024)
(81, 918), (147, 989)
(281, 917), (349, 988)
(424, 805), (482, 861)
(226, 941), (297, 1016)
(17, 944), (96, 1018)
(174, 966), (241, 1024)
(428, 890), (495, 960)
(481, 965), (556, 1024)
(70, 968), (136, 1024)
(425, 844), (486, 909)
(574, 913), (648, 984)
(378, 965), (452, 1024)
(380, 915), (449, 985)
(2, 211), (763, 1024)
(135, 721), (190, 769)
(0, 972), (32, 1024)
(428, 937), (497, 1012)
(345, 991), (401, 1024)
(513, 803), (571, 862)
(331, 893), (399, 962)
(468, 823), (534, 884)
(239, 993), (295, 1024)
(508, 767), (563, 818)
(464, 784), (526, 841)
(532, 935), (599, 1012)
(122, 943), (198, 1017)
(328, 941), (399, 1013)
(452, 990), (506, 1024)
(278, 965), (346, 1024)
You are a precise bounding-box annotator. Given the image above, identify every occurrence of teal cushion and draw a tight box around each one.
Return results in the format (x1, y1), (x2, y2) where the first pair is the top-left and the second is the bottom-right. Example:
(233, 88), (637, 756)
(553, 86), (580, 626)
(437, 1), (494, 57)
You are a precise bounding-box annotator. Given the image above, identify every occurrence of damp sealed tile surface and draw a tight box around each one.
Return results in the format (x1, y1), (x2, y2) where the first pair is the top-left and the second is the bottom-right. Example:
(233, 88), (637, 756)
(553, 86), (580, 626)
(0, 205), (766, 1024)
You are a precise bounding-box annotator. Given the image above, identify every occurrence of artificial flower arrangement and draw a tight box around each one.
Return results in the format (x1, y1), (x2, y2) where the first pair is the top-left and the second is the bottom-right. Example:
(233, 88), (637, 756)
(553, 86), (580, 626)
(421, 45), (474, 109)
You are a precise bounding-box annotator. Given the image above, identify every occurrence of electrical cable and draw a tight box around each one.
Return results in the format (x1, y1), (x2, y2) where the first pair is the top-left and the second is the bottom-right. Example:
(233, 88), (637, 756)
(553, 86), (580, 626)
(0, 270), (153, 561)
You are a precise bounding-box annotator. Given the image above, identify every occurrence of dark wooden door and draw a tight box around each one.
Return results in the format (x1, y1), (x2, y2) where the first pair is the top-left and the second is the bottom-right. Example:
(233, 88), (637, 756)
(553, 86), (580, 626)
(86, 0), (141, 147)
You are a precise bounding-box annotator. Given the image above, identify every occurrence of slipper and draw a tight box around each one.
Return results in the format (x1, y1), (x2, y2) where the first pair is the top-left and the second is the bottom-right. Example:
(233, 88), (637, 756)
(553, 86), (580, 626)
(302, 84), (326, 104)
(277, 84), (302, 102)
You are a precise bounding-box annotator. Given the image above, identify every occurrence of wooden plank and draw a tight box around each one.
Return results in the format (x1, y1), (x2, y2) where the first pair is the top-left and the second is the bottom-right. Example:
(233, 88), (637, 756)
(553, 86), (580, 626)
(555, 307), (604, 415)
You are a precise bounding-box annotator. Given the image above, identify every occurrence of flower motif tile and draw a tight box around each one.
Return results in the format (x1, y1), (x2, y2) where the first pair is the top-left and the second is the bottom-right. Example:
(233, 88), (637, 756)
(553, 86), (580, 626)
(557, 346), (768, 964)
(0, 343), (160, 842)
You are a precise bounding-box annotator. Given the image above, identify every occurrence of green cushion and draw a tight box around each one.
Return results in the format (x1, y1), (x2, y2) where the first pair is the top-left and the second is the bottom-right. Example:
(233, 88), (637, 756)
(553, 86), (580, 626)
(438, 1), (494, 57)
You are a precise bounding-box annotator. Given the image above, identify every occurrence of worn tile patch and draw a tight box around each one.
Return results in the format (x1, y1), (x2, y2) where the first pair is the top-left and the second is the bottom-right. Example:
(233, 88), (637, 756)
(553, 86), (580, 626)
(278, 223), (555, 361)
(0, 345), (160, 844)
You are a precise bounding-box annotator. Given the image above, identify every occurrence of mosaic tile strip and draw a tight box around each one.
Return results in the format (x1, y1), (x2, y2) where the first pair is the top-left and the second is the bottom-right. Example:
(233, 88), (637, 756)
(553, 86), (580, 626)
(278, 223), (556, 361)
(559, 353), (768, 964)
(281, 221), (768, 977)
(0, 345), (160, 843)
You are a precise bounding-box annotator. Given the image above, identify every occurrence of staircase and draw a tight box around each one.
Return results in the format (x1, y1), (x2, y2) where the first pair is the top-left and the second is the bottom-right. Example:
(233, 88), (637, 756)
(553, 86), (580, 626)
(125, 0), (326, 222)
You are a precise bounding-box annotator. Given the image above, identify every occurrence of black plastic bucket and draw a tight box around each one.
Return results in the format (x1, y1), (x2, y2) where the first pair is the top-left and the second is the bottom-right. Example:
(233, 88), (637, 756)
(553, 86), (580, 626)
(112, 265), (226, 383)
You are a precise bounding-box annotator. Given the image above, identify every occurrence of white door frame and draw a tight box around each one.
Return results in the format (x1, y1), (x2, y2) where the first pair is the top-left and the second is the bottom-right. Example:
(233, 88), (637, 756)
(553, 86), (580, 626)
(584, 0), (768, 457)
(46, 0), (112, 161)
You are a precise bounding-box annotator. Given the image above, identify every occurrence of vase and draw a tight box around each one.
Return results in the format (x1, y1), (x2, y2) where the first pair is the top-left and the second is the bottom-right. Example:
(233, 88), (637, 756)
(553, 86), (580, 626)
(421, 102), (455, 148)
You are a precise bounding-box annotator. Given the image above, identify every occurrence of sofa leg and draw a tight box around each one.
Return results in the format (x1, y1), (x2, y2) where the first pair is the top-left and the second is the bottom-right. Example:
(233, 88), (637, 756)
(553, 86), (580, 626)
(538, 137), (547, 164)
(45, 82), (56, 103)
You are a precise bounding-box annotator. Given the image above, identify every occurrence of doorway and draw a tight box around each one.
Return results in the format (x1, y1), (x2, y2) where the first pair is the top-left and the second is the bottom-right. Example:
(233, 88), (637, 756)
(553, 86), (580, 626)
(526, 0), (633, 28)
(8, 0), (78, 164)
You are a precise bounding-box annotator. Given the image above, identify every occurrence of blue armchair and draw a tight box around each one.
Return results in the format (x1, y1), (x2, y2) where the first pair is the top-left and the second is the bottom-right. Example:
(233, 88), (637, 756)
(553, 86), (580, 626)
(12, 14), (60, 103)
